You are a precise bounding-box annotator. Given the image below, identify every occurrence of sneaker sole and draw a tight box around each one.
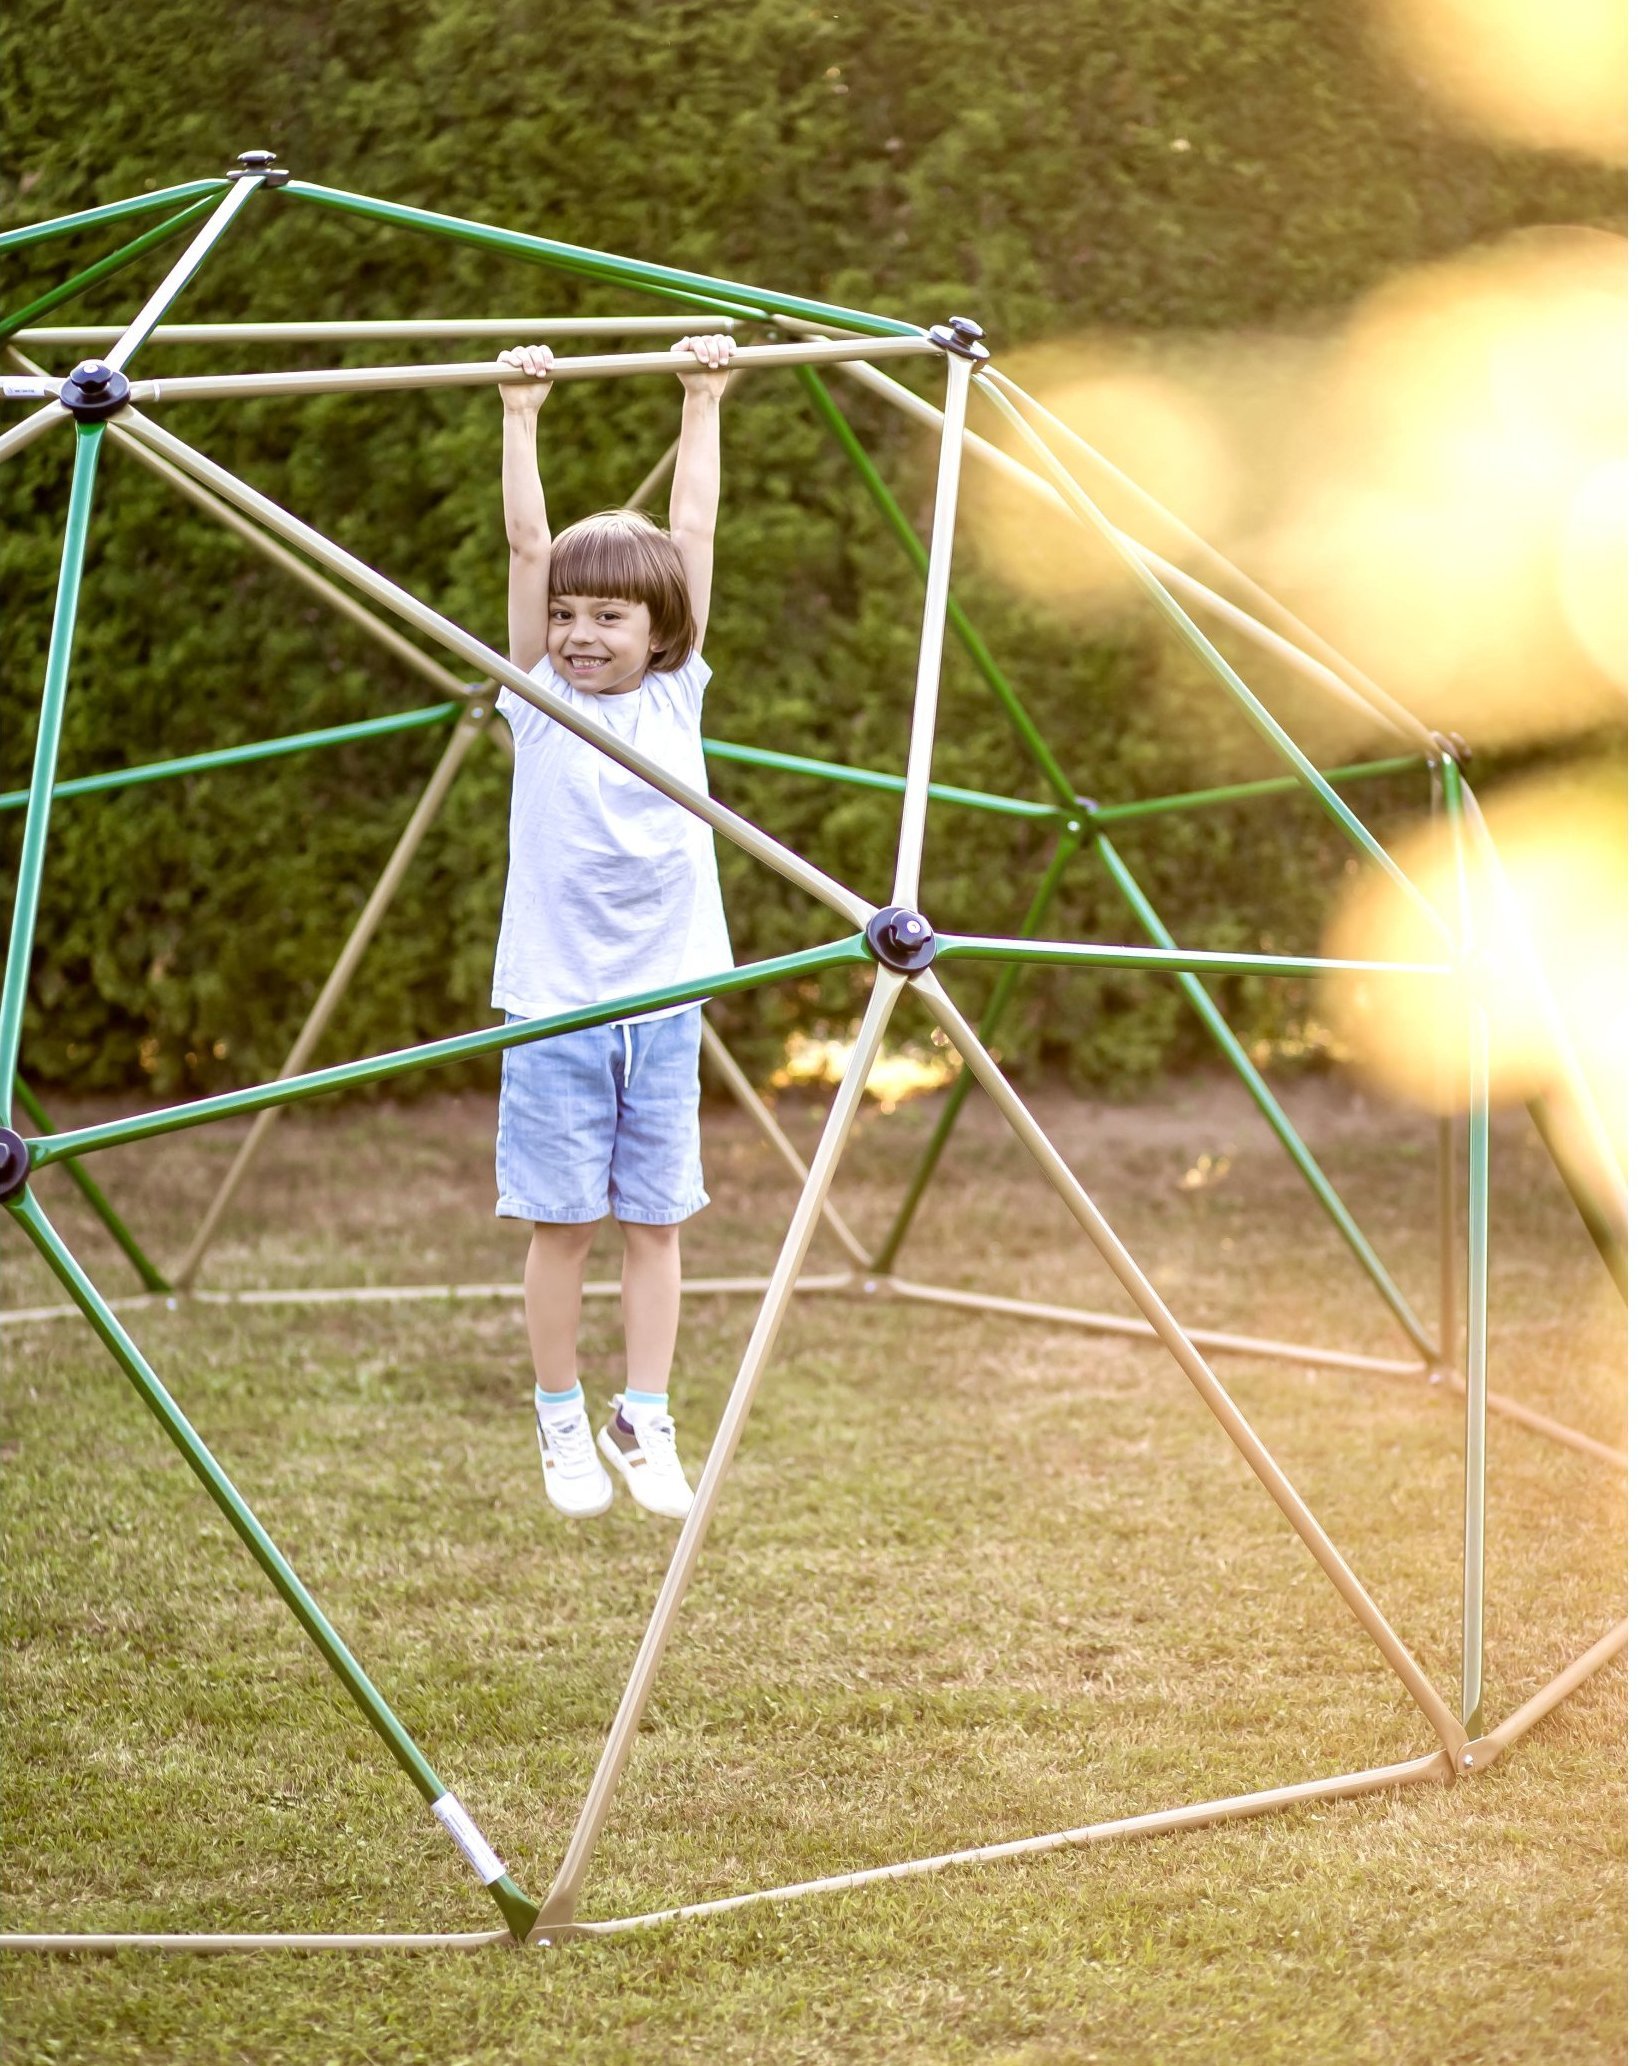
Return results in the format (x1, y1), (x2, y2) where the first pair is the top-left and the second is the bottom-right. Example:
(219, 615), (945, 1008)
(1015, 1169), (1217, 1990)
(597, 1426), (693, 1521)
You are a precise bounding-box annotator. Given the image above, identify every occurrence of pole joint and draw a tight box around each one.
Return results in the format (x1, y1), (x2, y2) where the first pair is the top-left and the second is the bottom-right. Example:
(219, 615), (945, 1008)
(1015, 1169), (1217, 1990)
(0, 1126), (31, 1203)
(229, 148), (290, 187)
(1428, 730), (1471, 768)
(59, 360), (131, 422)
(865, 906), (937, 972)
(927, 315), (989, 363)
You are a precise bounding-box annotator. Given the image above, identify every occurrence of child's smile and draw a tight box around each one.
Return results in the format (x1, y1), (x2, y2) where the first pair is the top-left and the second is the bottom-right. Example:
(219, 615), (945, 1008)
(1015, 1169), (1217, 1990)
(548, 594), (658, 696)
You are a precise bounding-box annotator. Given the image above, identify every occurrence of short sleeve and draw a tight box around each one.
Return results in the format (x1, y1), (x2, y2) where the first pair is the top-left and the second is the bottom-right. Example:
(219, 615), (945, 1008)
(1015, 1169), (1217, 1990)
(648, 650), (711, 717)
(498, 656), (573, 741)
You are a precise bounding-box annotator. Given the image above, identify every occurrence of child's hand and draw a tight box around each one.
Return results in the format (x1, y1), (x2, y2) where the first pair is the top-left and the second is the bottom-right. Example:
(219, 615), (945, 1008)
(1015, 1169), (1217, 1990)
(497, 344), (554, 414)
(672, 332), (736, 398)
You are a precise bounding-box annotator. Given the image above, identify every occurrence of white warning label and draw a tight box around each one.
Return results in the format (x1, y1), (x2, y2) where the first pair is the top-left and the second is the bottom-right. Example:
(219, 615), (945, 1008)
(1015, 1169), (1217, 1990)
(430, 1792), (507, 1886)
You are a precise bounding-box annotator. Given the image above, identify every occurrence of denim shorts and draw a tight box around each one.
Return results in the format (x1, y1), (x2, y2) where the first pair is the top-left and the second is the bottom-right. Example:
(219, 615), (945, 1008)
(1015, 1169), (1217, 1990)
(496, 1008), (708, 1225)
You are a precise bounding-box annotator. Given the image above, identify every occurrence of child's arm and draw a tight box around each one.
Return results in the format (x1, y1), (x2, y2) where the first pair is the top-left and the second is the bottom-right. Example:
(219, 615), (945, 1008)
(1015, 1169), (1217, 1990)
(669, 333), (737, 653)
(498, 345), (555, 672)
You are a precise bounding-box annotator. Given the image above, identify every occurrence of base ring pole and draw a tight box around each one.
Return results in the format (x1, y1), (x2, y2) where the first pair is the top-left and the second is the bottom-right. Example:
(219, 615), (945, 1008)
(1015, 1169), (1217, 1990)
(535, 972), (906, 1931)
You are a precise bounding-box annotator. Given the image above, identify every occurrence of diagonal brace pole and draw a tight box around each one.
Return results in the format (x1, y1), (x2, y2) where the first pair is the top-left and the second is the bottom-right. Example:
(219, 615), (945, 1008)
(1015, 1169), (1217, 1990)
(12, 1076), (169, 1292)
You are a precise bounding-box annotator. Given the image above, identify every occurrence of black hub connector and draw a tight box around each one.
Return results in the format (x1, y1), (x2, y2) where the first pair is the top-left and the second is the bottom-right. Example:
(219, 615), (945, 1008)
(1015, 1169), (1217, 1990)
(928, 316), (989, 363)
(59, 360), (131, 422)
(865, 906), (938, 972)
(0, 1126), (31, 1205)
(230, 148), (290, 186)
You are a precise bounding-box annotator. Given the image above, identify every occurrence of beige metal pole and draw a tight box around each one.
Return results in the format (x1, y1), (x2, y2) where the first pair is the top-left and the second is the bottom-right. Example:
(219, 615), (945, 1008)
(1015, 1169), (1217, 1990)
(117, 410), (873, 932)
(535, 972), (906, 1933)
(891, 348), (973, 909)
(700, 1017), (871, 1268)
(832, 357), (1432, 751)
(910, 969), (1471, 1766)
(171, 704), (494, 1286)
(0, 399), (68, 464)
(1463, 1620), (1628, 1770)
(127, 335), (938, 407)
(19, 317), (738, 347)
(102, 175), (265, 373)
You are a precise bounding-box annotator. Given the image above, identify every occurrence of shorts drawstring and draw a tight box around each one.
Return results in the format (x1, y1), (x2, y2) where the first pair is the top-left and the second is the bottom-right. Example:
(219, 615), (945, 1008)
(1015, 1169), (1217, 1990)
(621, 1021), (635, 1088)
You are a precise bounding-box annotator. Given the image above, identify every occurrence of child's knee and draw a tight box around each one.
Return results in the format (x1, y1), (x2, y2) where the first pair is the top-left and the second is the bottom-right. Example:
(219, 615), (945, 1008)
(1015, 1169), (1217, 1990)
(532, 1218), (599, 1259)
(619, 1219), (680, 1253)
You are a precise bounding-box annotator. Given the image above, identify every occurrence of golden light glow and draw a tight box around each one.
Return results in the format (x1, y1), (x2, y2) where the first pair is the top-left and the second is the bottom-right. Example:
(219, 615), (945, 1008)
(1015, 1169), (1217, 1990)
(1375, 0), (1626, 163)
(770, 1030), (959, 1114)
(1322, 766), (1627, 1149)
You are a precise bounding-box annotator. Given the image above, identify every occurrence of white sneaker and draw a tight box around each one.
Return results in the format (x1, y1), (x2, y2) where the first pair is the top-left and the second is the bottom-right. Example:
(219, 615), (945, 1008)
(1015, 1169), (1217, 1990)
(598, 1396), (694, 1520)
(536, 1399), (613, 1519)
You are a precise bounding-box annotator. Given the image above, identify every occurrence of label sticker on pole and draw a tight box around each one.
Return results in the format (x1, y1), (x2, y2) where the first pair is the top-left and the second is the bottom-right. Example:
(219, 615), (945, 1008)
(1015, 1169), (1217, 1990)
(430, 1793), (508, 1886)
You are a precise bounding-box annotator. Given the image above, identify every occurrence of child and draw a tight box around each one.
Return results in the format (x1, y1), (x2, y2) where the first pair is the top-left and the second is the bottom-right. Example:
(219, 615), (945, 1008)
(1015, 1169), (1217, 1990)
(493, 331), (737, 1521)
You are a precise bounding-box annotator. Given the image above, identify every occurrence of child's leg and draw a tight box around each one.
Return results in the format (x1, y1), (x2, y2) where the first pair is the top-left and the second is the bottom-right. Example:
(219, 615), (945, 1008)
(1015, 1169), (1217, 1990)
(618, 1220), (683, 1407)
(524, 1220), (600, 1403)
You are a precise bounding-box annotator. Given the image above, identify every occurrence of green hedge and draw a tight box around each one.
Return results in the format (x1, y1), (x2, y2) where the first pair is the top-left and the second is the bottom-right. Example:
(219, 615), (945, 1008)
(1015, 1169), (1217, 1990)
(1, 0), (1621, 1097)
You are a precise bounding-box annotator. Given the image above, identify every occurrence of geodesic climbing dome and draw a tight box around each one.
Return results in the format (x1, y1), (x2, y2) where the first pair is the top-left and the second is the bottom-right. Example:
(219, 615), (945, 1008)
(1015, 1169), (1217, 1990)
(0, 151), (1627, 1953)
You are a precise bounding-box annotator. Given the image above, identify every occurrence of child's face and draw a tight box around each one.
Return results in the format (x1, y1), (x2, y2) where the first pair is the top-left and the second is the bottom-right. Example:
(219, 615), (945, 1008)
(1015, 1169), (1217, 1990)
(547, 594), (658, 696)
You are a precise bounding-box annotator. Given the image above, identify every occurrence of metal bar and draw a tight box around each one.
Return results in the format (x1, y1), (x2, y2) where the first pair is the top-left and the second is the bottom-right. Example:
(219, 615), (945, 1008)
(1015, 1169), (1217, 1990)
(1467, 1621), (1628, 1765)
(171, 707), (494, 1288)
(1526, 1095), (1627, 1301)
(0, 701), (463, 812)
(0, 182), (230, 254)
(892, 351), (974, 907)
(25, 940), (872, 1170)
(698, 1018), (872, 1268)
(910, 969), (1470, 1764)
(704, 737), (1057, 819)
(878, 1276), (1429, 1379)
(129, 335), (938, 407)
(278, 180), (921, 339)
(1442, 756), (1489, 1735)
(937, 933), (1449, 982)
(566, 1752), (1452, 1938)
(4, 1189), (538, 1941)
(0, 1929), (513, 1954)
(976, 379), (1441, 926)
(1084, 758), (1425, 827)
(0, 197), (221, 343)
(537, 972), (906, 1929)
(833, 357), (1426, 748)
(116, 409), (871, 932)
(1436, 1369), (1626, 1472)
(17, 316), (740, 346)
(104, 176), (266, 374)
(798, 366), (1080, 809)
(872, 826), (1083, 1274)
(988, 368), (1437, 749)
(11, 1077), (169, 1292)
(1437, 1115), (1459, 1374)
(1094, 833), (1436, 1361)
(0, 425), (103, 1118)
(0, 400), (68, 464)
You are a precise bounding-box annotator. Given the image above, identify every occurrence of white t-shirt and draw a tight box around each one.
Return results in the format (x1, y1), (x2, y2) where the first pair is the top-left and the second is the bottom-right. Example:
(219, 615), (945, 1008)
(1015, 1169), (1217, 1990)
(491, 651), (733, 1022)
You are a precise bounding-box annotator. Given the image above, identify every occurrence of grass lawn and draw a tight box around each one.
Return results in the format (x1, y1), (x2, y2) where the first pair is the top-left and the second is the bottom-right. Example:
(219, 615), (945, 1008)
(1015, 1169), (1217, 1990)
(1, 1067), (1626, 2063)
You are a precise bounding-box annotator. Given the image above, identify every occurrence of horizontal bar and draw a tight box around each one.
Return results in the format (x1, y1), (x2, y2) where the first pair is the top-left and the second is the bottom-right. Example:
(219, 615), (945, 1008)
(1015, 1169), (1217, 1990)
(935, 934), (1451, 981)
(128, 335), (937, 406)
(15, 316), (740, 346)
(569, 1754), (1451, 1938)
(0, 1273), (860, 1329)
(0, 701), (464, 811)
(0, 181), (230, 254)
(279, 180), (921, 339)
(1087, 757), (1426, 826)
(0, 196), (222, 344)
(25, 939), (871, 1169)
(703, 737), (1059, 819)
(877, 1276), (1427, 1378)
(0, 1929), (512, 1954)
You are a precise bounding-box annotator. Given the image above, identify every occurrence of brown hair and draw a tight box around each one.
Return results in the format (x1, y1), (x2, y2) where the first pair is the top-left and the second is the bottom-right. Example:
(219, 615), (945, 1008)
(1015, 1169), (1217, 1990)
(548, 510), (696, 672)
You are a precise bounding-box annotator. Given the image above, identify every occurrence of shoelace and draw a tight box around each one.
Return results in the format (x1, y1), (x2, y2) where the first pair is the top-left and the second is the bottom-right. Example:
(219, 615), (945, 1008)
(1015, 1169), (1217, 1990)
(542, 1409), (598, 1474)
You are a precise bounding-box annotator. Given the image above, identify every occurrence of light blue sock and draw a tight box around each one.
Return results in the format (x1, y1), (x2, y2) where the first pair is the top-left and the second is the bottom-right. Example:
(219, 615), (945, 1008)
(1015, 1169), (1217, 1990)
(535, 1381), (584, 1420)
(620, 1386), (667, 1425)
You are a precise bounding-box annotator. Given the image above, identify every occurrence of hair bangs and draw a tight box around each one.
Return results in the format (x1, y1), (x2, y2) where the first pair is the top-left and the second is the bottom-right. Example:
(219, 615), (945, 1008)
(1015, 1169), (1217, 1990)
(549, 510), (695, 672)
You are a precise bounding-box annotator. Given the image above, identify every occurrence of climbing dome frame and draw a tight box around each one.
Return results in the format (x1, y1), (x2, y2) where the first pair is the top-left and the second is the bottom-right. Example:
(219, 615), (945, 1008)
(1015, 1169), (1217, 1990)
(0, 152), (1627, 1952)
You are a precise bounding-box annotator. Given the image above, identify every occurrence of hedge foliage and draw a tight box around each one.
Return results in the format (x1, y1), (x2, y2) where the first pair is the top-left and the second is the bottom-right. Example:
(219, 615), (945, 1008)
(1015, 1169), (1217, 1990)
(1, 0), (1622, 1097)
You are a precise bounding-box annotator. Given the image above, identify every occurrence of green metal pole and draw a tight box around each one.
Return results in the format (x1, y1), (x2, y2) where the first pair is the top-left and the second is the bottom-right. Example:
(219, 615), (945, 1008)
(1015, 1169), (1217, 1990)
(4, 1187), (539, 1940)
(976, 378), (1443, 932)
(1441, 754), (1488, 1735)
(704, 736), (1058, 820)
(1083, 758), (1425, 829)
(934, 936), (1448, 982)
(1094, 834), (1436, 1361)
(12, 1076), (169, 1292)
(873, 824), (1084, 1273)
(0, 423), (103, 1123)
(0, 701), (464, 813)
(26, 938), (871, 1172)
(280, 181), (920, 340)
(798, 366), (1081, 810)
(0, 181), (229, 254)
(0, 196), (220, 343)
